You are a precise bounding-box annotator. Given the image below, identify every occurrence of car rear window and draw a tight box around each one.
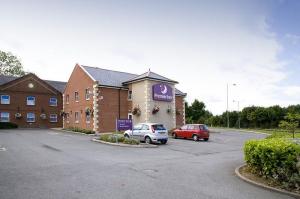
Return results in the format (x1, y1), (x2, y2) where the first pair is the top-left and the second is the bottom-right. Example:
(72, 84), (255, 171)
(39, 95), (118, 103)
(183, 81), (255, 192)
(152, 124), (166, 130)
(200, 125), (209, 130)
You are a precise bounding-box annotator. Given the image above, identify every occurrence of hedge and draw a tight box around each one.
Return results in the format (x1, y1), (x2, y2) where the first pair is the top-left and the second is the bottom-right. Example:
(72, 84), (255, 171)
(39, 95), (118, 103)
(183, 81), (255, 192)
(99, 134), (139, 145)
(244, 138), (300, 189)
(0, 122), (18, 129)
(64, 127), (95, 134)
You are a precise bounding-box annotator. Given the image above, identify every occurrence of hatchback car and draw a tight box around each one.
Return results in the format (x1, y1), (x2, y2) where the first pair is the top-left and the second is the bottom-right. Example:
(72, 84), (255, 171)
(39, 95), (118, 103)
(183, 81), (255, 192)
(124, 123), (168, 144)
(172, 124), (209, 141)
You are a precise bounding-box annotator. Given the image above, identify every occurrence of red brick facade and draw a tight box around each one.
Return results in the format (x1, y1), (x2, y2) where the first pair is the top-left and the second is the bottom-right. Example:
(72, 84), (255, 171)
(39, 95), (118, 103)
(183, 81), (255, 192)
(63, 64), (95, 130)
(0, 74), (63, 128)
(176, 96), (185, 128)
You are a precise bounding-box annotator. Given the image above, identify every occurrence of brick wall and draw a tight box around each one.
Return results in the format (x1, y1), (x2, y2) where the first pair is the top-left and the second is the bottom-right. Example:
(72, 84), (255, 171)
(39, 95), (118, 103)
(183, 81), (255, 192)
(0, 75), (63, 128)
(63, 64), (95, 130)
(175, 96), (185, 127)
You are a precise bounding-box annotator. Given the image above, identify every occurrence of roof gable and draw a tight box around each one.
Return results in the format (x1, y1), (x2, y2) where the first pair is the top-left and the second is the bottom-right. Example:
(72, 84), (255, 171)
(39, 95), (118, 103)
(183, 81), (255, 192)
(122, 70), (178, 84)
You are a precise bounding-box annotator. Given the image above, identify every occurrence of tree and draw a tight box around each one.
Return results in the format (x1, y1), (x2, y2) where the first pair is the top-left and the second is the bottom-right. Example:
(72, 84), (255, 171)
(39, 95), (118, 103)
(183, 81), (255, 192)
(279, 113), (300, 138)
(0, 50), (26, 77)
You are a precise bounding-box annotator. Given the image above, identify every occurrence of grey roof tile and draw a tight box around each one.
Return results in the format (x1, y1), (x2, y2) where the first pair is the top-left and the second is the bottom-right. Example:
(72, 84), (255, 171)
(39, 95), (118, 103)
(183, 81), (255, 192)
(122, 70), (178, 84)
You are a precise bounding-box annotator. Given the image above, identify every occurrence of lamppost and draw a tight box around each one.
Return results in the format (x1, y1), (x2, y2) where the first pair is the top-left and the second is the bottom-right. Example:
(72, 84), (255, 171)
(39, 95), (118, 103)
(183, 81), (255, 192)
(227, 83), (237, 128)
(233, 100), (240, 129)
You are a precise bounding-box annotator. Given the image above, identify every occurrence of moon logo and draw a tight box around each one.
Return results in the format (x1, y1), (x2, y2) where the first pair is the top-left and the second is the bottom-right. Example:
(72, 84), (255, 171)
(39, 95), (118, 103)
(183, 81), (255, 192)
(160, 84), (168, 94)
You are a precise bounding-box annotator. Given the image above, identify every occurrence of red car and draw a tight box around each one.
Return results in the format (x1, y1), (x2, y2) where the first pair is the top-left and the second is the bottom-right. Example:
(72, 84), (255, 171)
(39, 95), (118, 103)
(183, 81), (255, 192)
(172, 124), (209, 141)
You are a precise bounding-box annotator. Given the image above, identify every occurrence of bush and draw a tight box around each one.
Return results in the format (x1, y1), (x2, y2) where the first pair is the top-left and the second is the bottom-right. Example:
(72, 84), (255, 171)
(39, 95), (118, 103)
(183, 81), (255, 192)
(0, 122), (18, 129)
(99, 134), (139, 145)
(64, 127), (95, 134)
(244, 138), (300, 190)
(266, 132), (290, 139)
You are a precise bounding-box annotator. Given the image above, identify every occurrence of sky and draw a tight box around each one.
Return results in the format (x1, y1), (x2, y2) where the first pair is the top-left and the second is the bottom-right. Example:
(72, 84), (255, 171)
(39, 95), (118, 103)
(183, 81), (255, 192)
(1, 0), (300, 115)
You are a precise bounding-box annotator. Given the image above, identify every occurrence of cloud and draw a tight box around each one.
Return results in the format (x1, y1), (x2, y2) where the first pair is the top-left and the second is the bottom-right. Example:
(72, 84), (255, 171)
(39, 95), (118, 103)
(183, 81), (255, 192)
(285, 33), (300, 45)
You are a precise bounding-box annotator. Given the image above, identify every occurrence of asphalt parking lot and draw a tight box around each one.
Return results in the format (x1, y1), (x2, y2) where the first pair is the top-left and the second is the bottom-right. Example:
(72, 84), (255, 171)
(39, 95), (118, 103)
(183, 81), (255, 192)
(0, 129), (294, 199)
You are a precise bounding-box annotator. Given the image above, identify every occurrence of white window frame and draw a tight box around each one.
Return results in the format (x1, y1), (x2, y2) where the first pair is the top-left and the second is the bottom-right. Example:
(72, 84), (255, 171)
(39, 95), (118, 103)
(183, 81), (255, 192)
(75, 112), (79, 123)
(75, 92), (79, 102)
(128, 90), (132, 100)
(85, 88), (90, 100)
(27, 96), (36, 106)
(49, 97), (57, 106)
(0, 112), (10, 122)
(128, 113), (133, 120)
(66, 113), (70, 123)
(49, 114), (58, 123)
(27, 113), (35, 123)
(1, 95), (10, 104)
(66, 94), (69, 104)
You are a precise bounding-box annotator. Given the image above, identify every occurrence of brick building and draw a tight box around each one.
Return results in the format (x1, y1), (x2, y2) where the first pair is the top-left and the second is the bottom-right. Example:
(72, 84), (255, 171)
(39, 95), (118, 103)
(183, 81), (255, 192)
(63, 64), (186, 133)
(0, 73), (66, 128)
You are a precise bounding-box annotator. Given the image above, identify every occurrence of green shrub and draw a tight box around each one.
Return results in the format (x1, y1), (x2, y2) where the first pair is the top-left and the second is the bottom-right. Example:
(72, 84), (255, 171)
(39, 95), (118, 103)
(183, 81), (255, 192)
(0, 122), (18, 129)
(244, 138), (300, 189)
(64, 126), (95, 134)
(266, 132), (290, 139)
(123, 138), (140, 145)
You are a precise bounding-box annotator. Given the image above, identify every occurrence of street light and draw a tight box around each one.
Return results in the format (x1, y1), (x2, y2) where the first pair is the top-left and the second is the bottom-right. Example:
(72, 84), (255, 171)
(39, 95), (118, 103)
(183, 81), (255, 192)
(233, 100), (240, 129)
(227, 83), (237, 128)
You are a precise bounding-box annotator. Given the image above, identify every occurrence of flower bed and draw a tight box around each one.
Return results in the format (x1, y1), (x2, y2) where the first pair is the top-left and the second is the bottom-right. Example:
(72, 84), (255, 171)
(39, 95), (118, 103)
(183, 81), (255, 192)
(99, 134), (140, 145)
(63, 127), (95, 134)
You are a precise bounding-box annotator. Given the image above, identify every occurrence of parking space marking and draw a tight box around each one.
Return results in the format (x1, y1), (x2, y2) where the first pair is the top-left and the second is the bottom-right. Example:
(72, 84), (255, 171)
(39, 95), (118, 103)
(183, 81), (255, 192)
(0, 145), (7, 152)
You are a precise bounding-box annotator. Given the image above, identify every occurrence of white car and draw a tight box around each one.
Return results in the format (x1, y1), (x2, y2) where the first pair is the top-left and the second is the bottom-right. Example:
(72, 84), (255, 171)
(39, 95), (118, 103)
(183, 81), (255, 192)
(124, 123), (168, 144)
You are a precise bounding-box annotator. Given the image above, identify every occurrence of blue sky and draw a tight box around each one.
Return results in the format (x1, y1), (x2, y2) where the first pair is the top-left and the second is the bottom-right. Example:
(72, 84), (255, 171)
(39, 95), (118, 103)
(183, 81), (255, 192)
(0, 0), (300, 114)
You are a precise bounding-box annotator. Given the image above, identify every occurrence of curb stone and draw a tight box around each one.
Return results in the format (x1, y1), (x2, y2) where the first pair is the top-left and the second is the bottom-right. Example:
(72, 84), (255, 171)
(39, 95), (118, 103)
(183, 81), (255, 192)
(51, 128), (96, 136)
(92, 138), (158, 148)
(235, 164), (300, 199)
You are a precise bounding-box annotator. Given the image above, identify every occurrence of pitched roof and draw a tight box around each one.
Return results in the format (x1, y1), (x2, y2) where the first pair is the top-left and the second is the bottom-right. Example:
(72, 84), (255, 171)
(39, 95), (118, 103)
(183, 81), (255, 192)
(81, 65), (185, 96)
(0, 74), (66, 93)
(122, 70), (178, 84)
(82, 65), (136, 87)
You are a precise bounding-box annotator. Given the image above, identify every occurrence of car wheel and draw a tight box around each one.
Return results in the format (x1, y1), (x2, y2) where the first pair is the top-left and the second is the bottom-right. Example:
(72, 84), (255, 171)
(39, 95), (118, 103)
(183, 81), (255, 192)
(193, 135), (199, 141)
(161, 140), (167, 144)
(145, 136), (152, 144)
(204, 138), (209, 141)
(124, 134), (130, 138)
(172, 133), (177, 139)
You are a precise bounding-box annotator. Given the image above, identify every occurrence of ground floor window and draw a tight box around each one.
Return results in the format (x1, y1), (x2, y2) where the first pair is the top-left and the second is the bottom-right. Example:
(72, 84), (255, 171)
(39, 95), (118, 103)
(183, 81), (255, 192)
(75, 112), (79, 123)
(27, 113), (35, 122)
(0, 112), (10, 122)
(86, 114), (91, 123)
(128, 113), (133, 120)
(49, 114), (58, 123)
(66, 113), (70, 123)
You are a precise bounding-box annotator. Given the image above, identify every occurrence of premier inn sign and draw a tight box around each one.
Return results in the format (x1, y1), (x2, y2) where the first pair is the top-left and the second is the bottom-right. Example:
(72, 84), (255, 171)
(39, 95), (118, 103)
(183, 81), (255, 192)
(152, 83), (173, 102)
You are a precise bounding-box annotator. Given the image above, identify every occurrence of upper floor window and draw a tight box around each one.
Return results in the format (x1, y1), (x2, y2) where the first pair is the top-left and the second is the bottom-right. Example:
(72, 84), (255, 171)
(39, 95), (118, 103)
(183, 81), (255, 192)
(49, 97), (57, 106)
(0, 112), (10, 122)
(27, 113), (35, 122)
(75, 92), (79, 102)
(66, 94), (69, 104)
(85, 88), (91, 100)
(49, 114), (58, 123)
(128, 90), (132, 100)
(1, 95), (10, 104)
(27, 96), (35, 106)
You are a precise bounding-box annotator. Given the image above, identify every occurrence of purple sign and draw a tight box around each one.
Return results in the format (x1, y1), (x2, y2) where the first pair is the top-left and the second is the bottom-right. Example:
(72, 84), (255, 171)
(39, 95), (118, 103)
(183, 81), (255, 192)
(116, 119), (132, 131)
(152, 83), (173, 102)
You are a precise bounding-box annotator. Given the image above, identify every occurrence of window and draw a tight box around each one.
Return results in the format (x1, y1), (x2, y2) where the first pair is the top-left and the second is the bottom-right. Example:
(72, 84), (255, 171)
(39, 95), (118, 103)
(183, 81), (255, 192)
(133, 124), (142, 130)
(66, 113), (70, 123)
(27, 113), (35, 122)
(85, 88), (91, 100)
(49, 114), (58, 123)
(181, 125), (188, 130)
(128, 113), (133, 120)
(75, 92), (79, 102)
(75, 112), (79, 123)
(0, 112), (10, 122)
(27, 96), (35, 106)
(128, 90), (132, 100)
(49, 97), (57, 106)
(152, 124), (166, 130)
(66, 94), (69, 104)
(142, 124), (149, 130)
(86, 114), (91, 123)
(1, 95), (10, 104)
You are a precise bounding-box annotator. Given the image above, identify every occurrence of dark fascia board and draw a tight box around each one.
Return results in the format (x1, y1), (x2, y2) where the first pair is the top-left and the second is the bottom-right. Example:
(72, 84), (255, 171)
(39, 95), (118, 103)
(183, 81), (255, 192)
(122, 77), (178, 85)
(97, 84), (129, 90)
(175, 93), (187, 97)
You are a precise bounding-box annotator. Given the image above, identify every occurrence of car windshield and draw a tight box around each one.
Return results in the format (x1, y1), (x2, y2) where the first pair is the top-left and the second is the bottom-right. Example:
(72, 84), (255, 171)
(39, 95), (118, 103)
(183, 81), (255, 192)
(152, 124), (166, 130)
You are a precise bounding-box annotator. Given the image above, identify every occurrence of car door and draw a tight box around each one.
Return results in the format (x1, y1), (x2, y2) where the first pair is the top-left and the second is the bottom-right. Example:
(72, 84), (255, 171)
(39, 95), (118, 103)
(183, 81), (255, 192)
(178, 125), (188, 137)
(186, 125), (194, 138)
(132, 124), (142, 139)
(140, 124), (150, 141)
